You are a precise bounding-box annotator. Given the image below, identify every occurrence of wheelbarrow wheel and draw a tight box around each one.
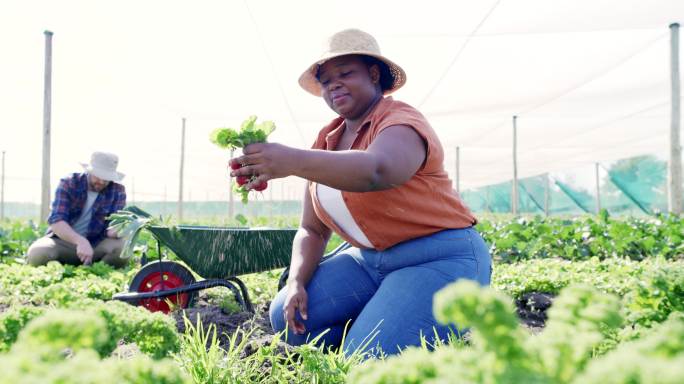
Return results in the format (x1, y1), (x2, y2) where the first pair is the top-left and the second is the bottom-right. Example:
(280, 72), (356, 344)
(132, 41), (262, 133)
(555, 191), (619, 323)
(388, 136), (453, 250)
(129, 261), (197, 314)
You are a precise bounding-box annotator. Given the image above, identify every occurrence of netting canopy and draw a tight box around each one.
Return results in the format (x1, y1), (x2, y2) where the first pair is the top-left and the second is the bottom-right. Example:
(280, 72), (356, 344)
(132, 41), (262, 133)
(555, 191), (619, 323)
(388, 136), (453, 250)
(1, 0), (683, 210)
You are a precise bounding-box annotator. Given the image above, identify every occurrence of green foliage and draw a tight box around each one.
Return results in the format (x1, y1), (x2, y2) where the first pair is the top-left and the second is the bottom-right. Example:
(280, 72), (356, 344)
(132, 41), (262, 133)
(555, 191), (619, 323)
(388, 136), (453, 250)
(210, 115), (276, 204)
(0, 300), (179, 359)
(575, 313), (684, 383)
(0, 220), (43, 261)
(209, 115), (276, 150)
(175, 314), (232, 383)
(87, 300), (180, 359)
(351, 282), (626, 384)
(176, 312), (358, 384)
(477, 213), (684, 262)
(17, 308), (110, 357)
(0, 306), (45, 352)
(625, 263), (684, 327)
(0, 346), (189, 384)
(528, 285), (622, 383)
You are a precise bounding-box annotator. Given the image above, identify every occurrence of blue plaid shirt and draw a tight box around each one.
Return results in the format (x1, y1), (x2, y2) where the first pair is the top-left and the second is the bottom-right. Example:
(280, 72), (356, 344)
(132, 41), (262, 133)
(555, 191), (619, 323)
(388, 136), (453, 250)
(47, 173), (126, 246)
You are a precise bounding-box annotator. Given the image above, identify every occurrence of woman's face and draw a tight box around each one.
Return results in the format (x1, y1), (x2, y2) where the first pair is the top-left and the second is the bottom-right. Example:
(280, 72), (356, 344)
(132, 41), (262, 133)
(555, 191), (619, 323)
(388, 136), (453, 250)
(317, 55), (381, 119)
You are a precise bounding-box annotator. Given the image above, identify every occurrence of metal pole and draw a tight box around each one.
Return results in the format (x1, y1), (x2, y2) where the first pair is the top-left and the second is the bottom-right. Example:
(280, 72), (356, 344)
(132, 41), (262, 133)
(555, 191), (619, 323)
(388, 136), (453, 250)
(455, 146), (460, 194)
(544, 173), (550, 217)
(669, 23), (683, 214)
(595, 163), (602, 213)
(512, 116), (518, 215)
(40, 30), (53, 221)
(178, 117), (186, 221)
(1, 151), (5, 221)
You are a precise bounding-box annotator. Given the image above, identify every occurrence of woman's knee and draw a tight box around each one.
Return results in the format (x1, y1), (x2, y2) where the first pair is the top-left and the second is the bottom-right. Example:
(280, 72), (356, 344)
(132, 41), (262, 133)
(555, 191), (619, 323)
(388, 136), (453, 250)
(269, 289), (287, 333)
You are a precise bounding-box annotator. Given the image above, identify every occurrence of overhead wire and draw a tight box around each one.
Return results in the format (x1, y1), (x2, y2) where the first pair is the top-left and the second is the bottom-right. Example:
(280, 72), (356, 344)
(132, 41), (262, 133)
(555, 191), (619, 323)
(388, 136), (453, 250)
(242, 0), (307, 147)
(417, 0), (504, 108)
(452, 32), (669, 146)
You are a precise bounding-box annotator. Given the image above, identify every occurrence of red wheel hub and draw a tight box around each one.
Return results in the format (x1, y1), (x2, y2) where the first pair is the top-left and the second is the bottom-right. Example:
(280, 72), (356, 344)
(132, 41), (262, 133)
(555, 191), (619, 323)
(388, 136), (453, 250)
(137, 271), (190, 313)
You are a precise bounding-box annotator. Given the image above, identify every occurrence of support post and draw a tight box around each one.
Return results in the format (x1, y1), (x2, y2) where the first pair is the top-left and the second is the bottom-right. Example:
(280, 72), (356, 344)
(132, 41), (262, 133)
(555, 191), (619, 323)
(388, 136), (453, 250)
(40, 30), (53, 221)
(669, 23), (683, 214)
(512, 116), (518, 215)
(178, 117), (186, 222)
(595, 163), (602, 213)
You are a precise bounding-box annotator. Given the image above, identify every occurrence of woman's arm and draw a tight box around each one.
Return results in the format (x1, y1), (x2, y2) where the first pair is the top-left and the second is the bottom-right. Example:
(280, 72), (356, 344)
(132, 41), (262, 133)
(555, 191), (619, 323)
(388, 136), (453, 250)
(234, 125), (426, 192)
(287, 186), (332, 287)
(283, 186), (332, 334)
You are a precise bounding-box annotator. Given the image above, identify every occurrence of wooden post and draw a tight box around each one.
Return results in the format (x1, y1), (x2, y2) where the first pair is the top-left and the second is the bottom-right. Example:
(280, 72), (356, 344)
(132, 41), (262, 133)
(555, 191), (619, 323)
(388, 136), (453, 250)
(40, 30), (53, 221)
(455, 146), (460, 194)
(544, 173), (550, 217)
(512, 116), (518, 215)
(178, 117), (186, 222)
(595, 163), (602, 213)
(1, 151), (5, 221)
(669, 23), (683, 214)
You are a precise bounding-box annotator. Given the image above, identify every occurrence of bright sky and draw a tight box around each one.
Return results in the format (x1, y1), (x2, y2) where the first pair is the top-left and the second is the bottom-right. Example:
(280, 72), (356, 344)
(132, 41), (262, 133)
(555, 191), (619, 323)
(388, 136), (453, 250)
(1, 0), (683, 204)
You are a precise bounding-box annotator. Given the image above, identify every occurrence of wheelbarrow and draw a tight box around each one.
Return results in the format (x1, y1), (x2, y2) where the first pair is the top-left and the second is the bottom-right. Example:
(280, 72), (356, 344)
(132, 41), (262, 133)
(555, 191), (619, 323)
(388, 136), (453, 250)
(112, 212), (298, 314)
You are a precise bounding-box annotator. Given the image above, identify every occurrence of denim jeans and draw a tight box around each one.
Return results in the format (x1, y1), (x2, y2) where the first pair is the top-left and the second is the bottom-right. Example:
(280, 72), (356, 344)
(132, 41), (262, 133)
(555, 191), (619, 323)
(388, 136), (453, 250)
(269, 227), (492, 357)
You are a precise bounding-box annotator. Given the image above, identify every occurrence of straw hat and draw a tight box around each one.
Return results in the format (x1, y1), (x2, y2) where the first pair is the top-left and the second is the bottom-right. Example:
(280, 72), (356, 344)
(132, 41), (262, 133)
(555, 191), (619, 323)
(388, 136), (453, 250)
(80, 151), (125, 182)
(299, 28), (406, 97)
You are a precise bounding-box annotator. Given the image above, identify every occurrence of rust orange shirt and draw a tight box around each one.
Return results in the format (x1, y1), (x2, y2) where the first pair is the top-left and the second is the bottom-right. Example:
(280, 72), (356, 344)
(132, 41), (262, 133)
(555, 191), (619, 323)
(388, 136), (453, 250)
(309, 96), (477, 250)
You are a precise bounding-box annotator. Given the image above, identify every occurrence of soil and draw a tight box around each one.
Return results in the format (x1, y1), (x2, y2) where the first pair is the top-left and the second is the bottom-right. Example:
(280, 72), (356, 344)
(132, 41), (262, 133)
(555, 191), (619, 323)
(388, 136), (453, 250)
(168, 290), (555, 353)
(171, 295), (293, 356)
(515, 292), (555, 334)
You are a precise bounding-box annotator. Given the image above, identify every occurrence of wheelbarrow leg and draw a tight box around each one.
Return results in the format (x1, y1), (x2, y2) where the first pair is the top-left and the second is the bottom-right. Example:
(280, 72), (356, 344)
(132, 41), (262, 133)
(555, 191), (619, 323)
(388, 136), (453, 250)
(227, 277), (253, 313)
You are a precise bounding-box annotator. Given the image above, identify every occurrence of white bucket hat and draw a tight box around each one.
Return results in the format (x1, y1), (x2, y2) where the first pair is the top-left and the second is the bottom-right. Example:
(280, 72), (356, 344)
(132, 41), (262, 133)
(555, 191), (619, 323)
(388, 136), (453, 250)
(81, 151), (125, 182)
(299, 28), (407, 97)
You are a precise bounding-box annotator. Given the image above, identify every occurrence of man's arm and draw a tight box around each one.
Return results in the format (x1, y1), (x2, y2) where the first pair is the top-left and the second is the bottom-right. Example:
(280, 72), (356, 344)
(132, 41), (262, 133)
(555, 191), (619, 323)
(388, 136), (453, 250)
(46, 176), (94, 264)
(106, 184), (127, 238)
(50, 220), (89, 246)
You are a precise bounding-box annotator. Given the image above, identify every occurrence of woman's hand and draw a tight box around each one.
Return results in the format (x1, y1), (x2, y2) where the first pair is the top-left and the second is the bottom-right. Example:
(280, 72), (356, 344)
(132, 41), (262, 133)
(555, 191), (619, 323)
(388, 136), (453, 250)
(283, 281), (309, 335)
(230, 143), (299, 190)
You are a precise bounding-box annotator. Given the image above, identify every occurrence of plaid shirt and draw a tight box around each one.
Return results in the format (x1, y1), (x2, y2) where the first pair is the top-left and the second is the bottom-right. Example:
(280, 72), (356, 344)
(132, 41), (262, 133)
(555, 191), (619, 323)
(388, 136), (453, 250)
(47, 173), (126, 246)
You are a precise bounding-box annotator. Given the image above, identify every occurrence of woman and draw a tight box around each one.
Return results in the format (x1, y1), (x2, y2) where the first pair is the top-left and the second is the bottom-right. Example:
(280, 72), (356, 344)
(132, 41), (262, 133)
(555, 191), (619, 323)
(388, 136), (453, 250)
(230, 28), (491, 357)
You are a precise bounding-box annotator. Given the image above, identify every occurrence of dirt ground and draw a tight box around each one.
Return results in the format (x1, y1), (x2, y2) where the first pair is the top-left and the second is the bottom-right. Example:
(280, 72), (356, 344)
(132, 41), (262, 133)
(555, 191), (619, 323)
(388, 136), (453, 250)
(169, 290), (555, 352)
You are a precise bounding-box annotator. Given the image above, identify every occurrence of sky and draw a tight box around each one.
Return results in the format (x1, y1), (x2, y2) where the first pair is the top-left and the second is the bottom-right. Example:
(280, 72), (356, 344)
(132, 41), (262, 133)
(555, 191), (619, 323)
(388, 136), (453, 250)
(1, 0), (683, 205)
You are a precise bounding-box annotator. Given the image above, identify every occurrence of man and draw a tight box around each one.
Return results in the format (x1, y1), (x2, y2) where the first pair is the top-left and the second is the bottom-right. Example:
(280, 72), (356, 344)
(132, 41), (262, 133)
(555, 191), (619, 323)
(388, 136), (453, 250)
(26, 151), (128, 268)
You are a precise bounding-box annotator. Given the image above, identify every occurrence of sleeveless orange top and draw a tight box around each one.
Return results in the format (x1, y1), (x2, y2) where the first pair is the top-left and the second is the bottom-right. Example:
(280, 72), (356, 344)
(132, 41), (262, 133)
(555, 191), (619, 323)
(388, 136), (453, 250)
(309, 96), (476, 250)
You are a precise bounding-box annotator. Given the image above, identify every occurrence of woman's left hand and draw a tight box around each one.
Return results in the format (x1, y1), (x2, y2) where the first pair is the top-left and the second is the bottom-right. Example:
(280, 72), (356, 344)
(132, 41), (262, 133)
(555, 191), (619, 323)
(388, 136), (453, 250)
(230, 143), (299, 190)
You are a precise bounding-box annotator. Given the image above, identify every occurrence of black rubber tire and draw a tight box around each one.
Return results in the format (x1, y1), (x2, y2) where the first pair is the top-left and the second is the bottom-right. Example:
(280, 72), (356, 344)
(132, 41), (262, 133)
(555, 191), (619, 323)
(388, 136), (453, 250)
(129, 261), (198, 308)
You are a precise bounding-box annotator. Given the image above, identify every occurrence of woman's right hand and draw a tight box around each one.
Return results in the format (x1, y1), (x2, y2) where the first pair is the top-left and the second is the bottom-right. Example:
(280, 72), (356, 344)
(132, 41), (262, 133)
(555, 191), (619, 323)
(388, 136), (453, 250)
(283, 281), (309, 335)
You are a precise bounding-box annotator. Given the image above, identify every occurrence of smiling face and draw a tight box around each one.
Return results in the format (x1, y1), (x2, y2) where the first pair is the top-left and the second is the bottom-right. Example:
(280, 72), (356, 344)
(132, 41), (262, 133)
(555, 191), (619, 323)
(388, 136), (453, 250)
(316, 55), (382, 120)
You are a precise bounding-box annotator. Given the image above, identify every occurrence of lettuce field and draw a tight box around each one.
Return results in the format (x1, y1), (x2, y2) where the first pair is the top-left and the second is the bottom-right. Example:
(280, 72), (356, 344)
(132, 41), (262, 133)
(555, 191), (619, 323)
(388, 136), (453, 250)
(0, 213), (682, 383)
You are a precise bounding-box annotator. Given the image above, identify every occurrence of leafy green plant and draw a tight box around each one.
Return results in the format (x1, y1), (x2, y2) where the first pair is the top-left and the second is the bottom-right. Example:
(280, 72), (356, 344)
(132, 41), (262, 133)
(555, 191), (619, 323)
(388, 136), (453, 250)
(210, 115), (276, 203)
(349, 282), (625, 384)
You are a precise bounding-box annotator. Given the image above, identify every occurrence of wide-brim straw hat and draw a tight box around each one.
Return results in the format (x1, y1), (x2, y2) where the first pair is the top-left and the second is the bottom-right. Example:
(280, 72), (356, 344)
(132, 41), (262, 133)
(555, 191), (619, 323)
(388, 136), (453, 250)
(80, 151), (125, 182)
(299, 28), (406, 97)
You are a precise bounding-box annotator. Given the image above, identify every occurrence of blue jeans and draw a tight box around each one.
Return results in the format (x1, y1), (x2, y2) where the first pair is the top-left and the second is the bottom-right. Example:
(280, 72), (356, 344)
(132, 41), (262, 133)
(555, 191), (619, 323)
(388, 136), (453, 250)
(269, 227), (492, 357)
